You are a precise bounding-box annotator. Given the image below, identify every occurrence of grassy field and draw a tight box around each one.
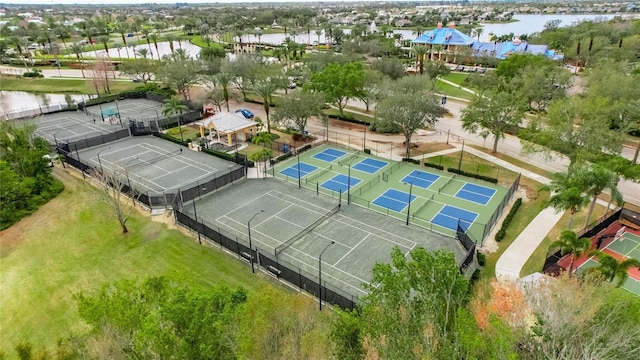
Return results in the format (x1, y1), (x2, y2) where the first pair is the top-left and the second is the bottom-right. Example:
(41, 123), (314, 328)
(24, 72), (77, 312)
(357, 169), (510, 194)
(435, 80), (474, 100)
(0, 77), (139, 94)
(424, 151), (520, 187)
(0, 168), (278, 353)
(442, 72), (469, 86)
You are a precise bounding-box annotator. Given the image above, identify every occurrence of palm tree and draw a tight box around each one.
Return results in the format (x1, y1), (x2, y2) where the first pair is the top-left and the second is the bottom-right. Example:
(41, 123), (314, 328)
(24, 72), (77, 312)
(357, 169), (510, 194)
(162, 96), (189, 143)
(149, 33), (160, 59)
(254, 29), (262, 46)
(251, 131), (274, 177)
(549, 230), (591, 275)
(283, 37), (294, 64)
(96, 35), (111, 60)
(114, 43), (122, 59)
(273, 47), (284, 63)
(141, 27), (152, 53)
(129, 41), (138, 60)
(56, 25), (69, 50)
(116, 23), (129, 57)
(474, 27), (484, 41)
(251, 79), (278, 133)
(543, 171), (590, 229)
(234, 30), (243, 52)
(579, 163), (623, 229)
(305, 23), (311, 48)
(69, 43), (86, 78)
(164, 34), (177, 54)
(591, 251), (640, 286)
(214, 72), (235, 112)
(136, 48), (149, 59)
(411, 45), (429, 75)
(602, 156), (640, 209)
(414, 26), (424, 37)
(432, 44), (444, 61)
(315, 29), (322, 46)
(10, 36), (30, 69)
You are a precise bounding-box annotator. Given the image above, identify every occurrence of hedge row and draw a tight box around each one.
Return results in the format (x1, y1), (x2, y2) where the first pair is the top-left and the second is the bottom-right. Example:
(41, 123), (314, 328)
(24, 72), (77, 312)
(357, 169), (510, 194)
(423, 162), (445, 171)
(402, 158), (420, 164)
(271, 151), (293, 165)
(447, 168), (498, 184)
(154, 133), (254, 167)
(495, 198), (523, 242)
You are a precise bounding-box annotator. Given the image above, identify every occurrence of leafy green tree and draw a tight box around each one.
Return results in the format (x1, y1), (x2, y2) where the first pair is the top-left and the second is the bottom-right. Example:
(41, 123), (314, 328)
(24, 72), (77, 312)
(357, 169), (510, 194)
(370, 56), (406, 80)
(119, 57), (155, 84)
(577, 163), (623, 229)
(156, 54), (202, 101)
(376, 91), (440, 160)
(75, 276), (247, 359)
(513, 64), (571, 112)
(69, 43), (86, 78)
(591, 251), (640, 286)
(549, 230), (591, 274)
(423, 60), (450, 84)
(224, 55), (260, 99)
(495, 54), (556, 81)
(213, 71), (236, 112)
(358, 248), (469, 359)
(306, 62), (365, 117)
(358, 69), (387, 112)
(461, 90), (525, 153)
(272, 91), (325, 135)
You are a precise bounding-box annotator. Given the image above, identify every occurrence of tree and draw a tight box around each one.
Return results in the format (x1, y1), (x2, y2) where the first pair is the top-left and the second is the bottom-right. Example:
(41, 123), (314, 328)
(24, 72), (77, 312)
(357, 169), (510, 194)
(370, 56), (406, 80)
(75, 276), (247, 359)
(495, 54), (555, 81)
(116, 23), (129, 57)
(69, 43), (86, 78)
(96, 35), (111, 61)
(577, 163), (622, 229)
(410, 45), (429, 75)
(136, 47), (149, 59)
(251, 79), (278, 133)
(249, 133), (273, 178)
(203, 87), (238, 113)
(149, 32), (160, 58)
(357, 69), (387, 113)
(213, 71), (236, 112)
(164, 33), (178, 54)
(376, 92), (440, 159)
(591, 251), (640, 286)
(549, 230), (591, 275)
(473, 27), (484, 41)
(306, 62), (365, 117)
(272, 91), (325, 135)
(521, 97), (623, 167)
(423, 60), (450, 84)
(119, 58), (155, 84)
(224, 55), (260, 99)
(513, 64), (571, 112)
(162, 96), (189, 142)
(156, 54), (202, 101)
(461, 90), (525, 153)
(92, 170), (137, 234)
(357, 248), (469, 359)
(91, 58), (114, 94)
(543, 171), (590, 229)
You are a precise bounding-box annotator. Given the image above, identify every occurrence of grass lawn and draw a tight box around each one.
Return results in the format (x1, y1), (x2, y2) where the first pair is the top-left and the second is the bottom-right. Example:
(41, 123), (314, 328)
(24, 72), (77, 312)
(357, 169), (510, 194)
(424, 151), (520, 186)
(520, 203), (610, 277)
(435, 80), (474, 101)
(323, 108), (374, 125)
(409, 142), (454, 157)
(469, 145), (554, 179)
(441, 72), (469, 86)
(0, 77), (139, 94)
(0, 168), (276, 353)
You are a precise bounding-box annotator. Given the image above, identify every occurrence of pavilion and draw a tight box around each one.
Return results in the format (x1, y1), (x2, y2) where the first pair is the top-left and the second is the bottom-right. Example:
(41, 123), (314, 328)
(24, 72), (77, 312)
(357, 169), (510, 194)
(199, 112), (257, 147)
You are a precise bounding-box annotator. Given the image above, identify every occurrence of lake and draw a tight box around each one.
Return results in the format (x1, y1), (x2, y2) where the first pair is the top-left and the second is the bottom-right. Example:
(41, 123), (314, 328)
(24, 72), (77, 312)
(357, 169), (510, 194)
(0, 91), (94, 119)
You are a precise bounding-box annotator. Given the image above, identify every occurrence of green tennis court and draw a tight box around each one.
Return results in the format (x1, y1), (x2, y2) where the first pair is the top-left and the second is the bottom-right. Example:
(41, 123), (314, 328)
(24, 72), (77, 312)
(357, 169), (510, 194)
(606, 232), (640, 260)
(577, 258), (640, 295)
(272, 144), (510, 244)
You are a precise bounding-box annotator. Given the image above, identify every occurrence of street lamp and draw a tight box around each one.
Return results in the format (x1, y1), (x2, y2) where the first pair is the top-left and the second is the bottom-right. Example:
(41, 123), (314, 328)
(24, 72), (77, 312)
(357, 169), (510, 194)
(297, 153), (301, 188)
(405, 179), (414, 226)
(247, 210), (264, 274)
(192, 188), (206, 245)
(318, 240), (336, 311)
(347, 163), (351, 204)
(123, 157), (138, 189)
(52, 130), (62, 148)
(96, 147), (111, 173)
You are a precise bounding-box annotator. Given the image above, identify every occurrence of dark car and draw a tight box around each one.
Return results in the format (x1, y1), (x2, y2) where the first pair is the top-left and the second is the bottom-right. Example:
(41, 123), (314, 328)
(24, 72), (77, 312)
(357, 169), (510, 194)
(235, 109), (254, 119)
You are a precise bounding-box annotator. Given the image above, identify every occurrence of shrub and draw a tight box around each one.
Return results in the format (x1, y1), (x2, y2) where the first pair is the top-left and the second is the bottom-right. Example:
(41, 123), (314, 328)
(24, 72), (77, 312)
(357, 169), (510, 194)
(423, 162), (444, 171)
(495, 198), (522, 242)
(364, 149), (371, 154)
(402, 158), (420, 164)
(476, 251), (486, 266)
(270, 151), (293, 165)
(447, 168), (498, 184)
(23, 70), (44, 78)
(297, 144), (312, 153)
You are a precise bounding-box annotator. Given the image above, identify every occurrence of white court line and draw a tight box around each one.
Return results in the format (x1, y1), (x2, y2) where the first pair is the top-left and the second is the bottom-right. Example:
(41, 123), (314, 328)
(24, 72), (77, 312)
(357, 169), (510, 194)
(294, 225), (350, 249)
(217, 192), (275, 221)
(279, 248), (369, 294)
(141, 142), (219, 172)
(332, 214), (417, 249)
(453, 182), (493, 207)
(253, 203), (296, 228)
(333, 234), (369, 266)
(274, 214), (305, 230)
(218, 215), (282, 250)
(99, 162), (166, 192)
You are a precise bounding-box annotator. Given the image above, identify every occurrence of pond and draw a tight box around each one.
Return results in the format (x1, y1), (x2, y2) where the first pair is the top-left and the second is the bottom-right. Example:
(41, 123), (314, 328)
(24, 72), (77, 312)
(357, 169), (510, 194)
(0, 90), (95, 119)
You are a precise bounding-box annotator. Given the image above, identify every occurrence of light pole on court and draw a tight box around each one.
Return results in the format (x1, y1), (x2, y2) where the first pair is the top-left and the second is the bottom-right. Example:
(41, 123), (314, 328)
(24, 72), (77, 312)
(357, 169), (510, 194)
(124, 157), (138, 189)
(297, 153), (301, 188)
(247, 210), (264, 274)
(96, 147), (111, 173)
(319, 241), (336, 311)
(405, 179), (414, 226)
(192, 188), (207, 245)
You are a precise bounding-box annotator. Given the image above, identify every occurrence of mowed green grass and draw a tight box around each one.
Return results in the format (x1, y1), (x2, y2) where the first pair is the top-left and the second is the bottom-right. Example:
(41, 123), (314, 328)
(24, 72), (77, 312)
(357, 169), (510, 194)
(435, 80), (474, 100)
(0, 77), (139, 94)
(442, 72), (469, 86)
(0, 169), (269, 353)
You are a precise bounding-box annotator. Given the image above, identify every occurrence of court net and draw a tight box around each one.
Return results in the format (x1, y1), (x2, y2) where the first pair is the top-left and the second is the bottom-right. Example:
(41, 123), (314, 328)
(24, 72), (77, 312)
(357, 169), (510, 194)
(275, 204), (340, 256)
(412, 194), (434, 218)
(438, 175), (456, 193)
(305, 165), (333, 184)
(381, 162), (402, 182)
(127, 149), (182, 169)
(338, 152), (360, 166)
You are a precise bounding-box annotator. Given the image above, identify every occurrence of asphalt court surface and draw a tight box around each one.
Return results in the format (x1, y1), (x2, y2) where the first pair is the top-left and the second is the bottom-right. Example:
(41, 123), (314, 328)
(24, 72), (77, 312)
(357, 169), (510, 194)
(75, 136), (239, 193)
(189, 179), (466, 297)
(32, 98), (165, 144)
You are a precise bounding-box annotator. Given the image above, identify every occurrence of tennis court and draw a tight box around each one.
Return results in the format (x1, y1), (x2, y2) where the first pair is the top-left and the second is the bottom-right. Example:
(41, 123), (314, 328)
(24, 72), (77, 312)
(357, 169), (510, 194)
(280, 162), (317, 179)
(313, 148), (347, 163)
(188, 179), (467, 297)
(273, 144), (509, 243)
(93, 98), (166, 123)
(74, 136), (240, 193)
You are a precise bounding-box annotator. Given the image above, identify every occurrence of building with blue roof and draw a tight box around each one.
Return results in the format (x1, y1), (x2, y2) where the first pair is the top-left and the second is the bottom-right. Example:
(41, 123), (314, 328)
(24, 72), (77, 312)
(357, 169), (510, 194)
(411, 22), (562, 62)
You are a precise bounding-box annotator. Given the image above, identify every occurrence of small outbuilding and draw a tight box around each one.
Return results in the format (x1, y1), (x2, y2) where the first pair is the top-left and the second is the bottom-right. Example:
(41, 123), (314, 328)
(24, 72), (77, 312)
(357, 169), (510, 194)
(200, 111), (257, 146)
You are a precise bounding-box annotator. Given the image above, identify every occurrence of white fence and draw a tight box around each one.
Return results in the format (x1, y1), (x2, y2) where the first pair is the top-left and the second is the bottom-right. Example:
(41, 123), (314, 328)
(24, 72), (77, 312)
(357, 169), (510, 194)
(1, 103), (73, 121)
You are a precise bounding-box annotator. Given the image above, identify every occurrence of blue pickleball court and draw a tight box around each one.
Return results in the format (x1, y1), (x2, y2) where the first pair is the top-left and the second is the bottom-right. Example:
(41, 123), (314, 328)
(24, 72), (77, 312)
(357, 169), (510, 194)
(312, 148), (347, 163)
(401, 170), (440, 189)
(279, 162), (317, 179)
(431, 205), (478, 232)
(352, 158), (388, 174)
(455, 183), (496, 205)
(321, 174), (361, 193)
(372, 189), (417, 213)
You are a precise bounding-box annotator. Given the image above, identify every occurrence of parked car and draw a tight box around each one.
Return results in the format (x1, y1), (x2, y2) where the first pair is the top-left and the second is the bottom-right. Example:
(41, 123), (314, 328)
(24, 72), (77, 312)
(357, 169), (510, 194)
(288, 82), (297, 89)
(235, 109), (254, 119)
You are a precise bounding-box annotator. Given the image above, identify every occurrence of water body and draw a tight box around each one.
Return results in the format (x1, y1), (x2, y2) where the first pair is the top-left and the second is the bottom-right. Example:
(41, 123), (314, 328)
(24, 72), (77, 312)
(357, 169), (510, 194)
(479, 13), (631, 41)
(81, 40), (201, 60)
(0, 90), (93, 116)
